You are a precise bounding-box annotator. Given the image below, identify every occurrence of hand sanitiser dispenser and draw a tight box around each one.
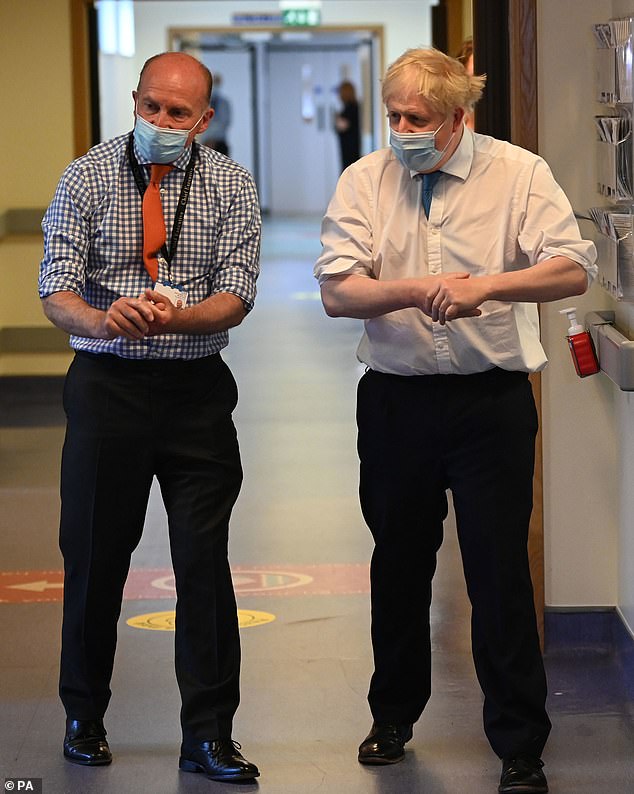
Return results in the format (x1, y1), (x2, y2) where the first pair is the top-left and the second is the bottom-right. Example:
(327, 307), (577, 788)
(559, 307), (600, 377)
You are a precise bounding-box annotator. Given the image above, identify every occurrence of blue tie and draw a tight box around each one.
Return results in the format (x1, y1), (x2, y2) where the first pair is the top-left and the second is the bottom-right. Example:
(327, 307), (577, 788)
(422, 171), (441, 218)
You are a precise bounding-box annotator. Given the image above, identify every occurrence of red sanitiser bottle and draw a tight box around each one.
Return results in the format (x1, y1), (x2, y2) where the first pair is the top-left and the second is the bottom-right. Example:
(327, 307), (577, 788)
(559, 307), (600, 377)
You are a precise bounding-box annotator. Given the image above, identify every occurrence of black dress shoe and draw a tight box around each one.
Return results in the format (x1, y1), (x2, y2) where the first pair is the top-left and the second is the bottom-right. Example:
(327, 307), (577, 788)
(63, 718), (112, 766)
(499, 757), (548, 793)
(179, 739), (260, 781)
(358, 722), (413, 765)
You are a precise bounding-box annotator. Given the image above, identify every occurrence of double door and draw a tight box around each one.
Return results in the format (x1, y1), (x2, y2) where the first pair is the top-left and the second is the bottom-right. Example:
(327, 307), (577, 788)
(267, 48), (363, 215)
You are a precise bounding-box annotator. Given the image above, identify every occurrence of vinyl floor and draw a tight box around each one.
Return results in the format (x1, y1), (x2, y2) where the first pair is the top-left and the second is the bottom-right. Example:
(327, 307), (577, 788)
(1, 217), (633, 793)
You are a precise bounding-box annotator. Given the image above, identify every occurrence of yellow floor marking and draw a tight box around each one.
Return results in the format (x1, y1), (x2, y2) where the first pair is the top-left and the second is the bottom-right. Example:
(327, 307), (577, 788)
(126, 609), (276, 631)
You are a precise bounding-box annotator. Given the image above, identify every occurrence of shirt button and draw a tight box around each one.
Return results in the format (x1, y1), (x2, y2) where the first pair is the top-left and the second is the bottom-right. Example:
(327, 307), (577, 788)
(431, 227), (439, 235)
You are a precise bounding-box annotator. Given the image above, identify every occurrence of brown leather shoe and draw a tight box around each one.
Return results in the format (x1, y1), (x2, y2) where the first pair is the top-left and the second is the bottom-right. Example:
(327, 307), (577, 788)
(179, 739), (260, 781)
(63, 718), (112, 766)
(358, 722), (413, 765)
(499, 757), (548, 793)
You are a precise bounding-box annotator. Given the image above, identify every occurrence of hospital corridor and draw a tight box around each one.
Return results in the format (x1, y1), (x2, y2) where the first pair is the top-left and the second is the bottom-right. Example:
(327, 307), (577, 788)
(3, 1), (634, 792)
(1, 217), (633, 793)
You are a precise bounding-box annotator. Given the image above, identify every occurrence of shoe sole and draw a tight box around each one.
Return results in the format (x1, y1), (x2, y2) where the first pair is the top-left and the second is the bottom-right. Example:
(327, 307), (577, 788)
(358, 753), (405, 765)
(63, 753), (112, 766)
(179, 758), (260, 781)
(499, 786), (548, 793)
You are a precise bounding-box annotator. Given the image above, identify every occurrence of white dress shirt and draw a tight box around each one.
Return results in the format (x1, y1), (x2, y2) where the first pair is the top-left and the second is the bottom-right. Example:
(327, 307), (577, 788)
(314, 127), (597, 375)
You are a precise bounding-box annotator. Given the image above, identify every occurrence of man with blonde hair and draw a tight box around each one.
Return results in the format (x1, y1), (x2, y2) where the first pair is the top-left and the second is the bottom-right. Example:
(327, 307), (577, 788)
(315, 47), (597, 793)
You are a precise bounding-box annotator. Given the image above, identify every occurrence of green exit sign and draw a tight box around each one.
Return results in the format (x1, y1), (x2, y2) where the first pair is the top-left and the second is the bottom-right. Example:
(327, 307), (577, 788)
(282, 8), (321, 26)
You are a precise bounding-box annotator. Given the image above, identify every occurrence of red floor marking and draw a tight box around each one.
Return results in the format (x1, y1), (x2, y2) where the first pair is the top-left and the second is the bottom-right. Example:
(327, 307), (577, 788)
(0, 564), (370, 604)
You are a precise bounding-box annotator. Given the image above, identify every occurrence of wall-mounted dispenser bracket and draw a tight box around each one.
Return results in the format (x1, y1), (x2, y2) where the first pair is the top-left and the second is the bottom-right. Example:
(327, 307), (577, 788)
(585, 310), (634, 389)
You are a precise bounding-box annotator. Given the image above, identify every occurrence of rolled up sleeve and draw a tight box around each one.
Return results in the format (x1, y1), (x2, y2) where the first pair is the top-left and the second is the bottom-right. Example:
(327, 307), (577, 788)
(211, 172), (261, 311)
(39, 165), (91, 299)
(314, 165), (375, 285)
(520, 158), (598, 286)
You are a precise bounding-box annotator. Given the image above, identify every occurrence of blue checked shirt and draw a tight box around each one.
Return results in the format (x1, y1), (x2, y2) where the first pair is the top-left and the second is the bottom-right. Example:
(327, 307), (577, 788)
(39, 133), (261, 359)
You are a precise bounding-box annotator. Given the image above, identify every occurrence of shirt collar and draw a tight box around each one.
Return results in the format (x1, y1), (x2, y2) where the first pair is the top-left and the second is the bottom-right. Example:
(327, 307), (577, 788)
(408, 124), (474, 181)
(438, 125), (473, 181)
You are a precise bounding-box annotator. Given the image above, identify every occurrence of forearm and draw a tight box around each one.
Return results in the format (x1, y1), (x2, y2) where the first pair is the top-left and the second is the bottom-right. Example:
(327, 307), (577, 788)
(430, 255), (589, 324)
(320, 272), (479, 321)
(42, 291), (109, 338)
(320, 274), (423, 319)
(478, 256), (588, 304)
(164, 292), (247, 334)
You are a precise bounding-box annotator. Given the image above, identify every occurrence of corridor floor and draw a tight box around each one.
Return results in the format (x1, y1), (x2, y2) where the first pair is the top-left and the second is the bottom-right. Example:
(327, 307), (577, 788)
(1, 217), (633, 793)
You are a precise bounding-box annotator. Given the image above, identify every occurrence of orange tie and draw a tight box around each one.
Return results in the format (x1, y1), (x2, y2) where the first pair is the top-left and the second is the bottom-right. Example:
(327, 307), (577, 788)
(142, 164), (173, 282)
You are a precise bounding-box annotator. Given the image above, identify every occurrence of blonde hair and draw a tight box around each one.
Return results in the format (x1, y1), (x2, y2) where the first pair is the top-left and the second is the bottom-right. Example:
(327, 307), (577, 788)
(382, 47), (486, 115)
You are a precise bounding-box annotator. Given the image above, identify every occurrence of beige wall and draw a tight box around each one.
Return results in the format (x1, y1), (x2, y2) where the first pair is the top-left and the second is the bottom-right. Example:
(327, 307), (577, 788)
(537, 0), (627, 613)
(1, 0), (75, 211)
(0, 0), (75, 374)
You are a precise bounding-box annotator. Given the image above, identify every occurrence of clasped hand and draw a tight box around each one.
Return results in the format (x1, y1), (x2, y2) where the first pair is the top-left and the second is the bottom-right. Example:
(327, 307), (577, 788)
(419, 273), (485, 325)
(102, 289), (182, 340)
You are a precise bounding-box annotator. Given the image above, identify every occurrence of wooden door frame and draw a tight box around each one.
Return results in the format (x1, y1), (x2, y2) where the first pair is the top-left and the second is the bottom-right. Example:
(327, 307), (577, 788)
(70, 0), (95, 157)
(473, 0), (544, 644)
(508, 0), (544, 648)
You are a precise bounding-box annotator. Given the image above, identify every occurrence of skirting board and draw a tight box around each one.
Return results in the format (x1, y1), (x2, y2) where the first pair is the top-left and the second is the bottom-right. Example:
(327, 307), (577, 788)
(545, 607), (634, 650)
(545, 608), (634, 706)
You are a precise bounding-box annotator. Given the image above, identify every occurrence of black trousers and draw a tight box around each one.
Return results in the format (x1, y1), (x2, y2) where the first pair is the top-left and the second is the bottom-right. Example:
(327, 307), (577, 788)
(58, 351), (243, 743)
(357, 367), (551, 759)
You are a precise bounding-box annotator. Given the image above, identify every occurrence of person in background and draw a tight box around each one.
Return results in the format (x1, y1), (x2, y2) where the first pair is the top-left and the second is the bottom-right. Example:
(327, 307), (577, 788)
(38, 51), (261, 783)
(203, 72), (232, 156)
(314, 47), (597, 794)
(334, 80), (361, 171)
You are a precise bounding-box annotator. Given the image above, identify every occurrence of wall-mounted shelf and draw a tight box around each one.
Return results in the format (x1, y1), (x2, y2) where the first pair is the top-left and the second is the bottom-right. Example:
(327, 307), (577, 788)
(592, 17), (634, 300)
(585, 310), (634, 390)
(589, 206), (634, 299)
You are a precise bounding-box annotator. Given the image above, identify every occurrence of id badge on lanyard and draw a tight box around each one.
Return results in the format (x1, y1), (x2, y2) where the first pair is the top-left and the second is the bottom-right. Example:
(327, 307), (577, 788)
(154, 258), (189, 308)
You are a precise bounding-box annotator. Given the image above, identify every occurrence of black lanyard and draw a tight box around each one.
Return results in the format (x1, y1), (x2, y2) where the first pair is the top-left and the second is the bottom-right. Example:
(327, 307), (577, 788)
(128, 133), (198, 279)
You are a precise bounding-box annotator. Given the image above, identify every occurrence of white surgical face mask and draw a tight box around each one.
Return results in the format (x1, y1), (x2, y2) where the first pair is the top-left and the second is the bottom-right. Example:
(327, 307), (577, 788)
(133, 110), (205, 163)
(389, 119), (456, 172)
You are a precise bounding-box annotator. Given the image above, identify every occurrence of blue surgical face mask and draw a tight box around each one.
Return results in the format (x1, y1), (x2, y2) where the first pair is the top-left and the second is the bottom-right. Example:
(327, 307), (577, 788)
(389, 119), (456, 172)
(133, 110), (205, 164)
